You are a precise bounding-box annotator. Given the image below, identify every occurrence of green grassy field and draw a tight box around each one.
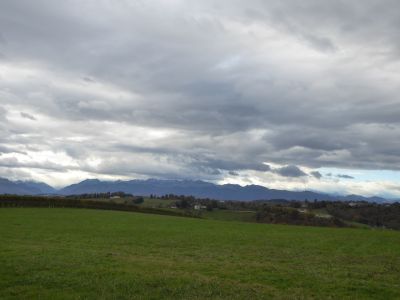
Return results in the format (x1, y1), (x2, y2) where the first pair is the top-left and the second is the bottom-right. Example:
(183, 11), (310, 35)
(1, 208), (400, 299)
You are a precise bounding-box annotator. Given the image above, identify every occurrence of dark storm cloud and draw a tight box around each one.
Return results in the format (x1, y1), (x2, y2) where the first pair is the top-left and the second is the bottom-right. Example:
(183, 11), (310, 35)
(0, 0), (400, 190)
(274, 165), (307, 178)
(310, 171), (322, 179)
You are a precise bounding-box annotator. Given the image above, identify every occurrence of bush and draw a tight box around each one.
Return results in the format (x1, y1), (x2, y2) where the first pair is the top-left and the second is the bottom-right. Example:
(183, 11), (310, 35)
(133, 197), (144, 204)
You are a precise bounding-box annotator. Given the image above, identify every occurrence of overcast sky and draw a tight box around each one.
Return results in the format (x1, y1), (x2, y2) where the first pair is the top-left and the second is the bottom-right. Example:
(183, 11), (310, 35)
(1, 0), (400, 197)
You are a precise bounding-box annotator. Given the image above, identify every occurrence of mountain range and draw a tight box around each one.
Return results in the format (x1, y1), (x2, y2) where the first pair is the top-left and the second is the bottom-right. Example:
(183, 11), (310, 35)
(0, 178), (56, 195)
(0, 177), (394, 203)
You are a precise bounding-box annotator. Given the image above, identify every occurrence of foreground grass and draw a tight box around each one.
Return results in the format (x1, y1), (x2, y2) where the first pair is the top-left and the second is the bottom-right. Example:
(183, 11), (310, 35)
(0, 208), (399, 299)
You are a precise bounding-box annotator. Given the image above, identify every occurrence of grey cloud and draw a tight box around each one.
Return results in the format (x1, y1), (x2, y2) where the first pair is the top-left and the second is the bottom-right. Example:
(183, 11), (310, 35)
(243, 0), (400, 57)
(0, 146), (27, 155)
(337, 174), (355, 179)
(82, 77), (95, 83)
(0, 167), (33, 181)
(196, 158), (271, 173)
(20, 112), (37, 121)
(0, 32), (6, 45)
(274, 165), (307, 178)
(0, 157), (72, 172)
(302, 34), (337, 53)
(310, 171), (322, 179)
(0, 0), (400, 193)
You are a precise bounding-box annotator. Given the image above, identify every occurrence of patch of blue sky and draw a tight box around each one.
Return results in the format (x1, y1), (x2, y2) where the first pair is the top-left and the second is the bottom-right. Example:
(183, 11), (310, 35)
(317, 167), (400, 183)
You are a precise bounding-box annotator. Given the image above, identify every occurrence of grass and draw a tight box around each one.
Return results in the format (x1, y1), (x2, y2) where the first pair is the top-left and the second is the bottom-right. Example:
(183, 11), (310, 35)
(139, 198), (177, 208)
(201, 209), (257, 222)
(0, 208), (400, 299)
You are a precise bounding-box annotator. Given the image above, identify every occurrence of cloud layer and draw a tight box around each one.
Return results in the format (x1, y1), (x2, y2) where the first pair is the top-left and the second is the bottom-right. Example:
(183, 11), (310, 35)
(1, 0), (400, 196)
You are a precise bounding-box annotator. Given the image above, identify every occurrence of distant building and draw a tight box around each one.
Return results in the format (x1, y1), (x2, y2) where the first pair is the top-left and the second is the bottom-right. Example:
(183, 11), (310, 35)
(110, 195), (121, 199)
(194, 204), (207, 210)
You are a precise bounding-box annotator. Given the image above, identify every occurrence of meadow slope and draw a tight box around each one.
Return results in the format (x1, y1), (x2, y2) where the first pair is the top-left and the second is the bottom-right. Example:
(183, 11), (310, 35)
(0, 208), (399, 299)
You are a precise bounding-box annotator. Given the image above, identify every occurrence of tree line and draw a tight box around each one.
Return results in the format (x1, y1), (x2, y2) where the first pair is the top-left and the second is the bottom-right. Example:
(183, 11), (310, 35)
(0, 195), (191, 218)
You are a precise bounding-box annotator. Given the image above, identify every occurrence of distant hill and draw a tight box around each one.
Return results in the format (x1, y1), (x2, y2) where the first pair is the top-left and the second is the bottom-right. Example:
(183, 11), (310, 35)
(58, 178), (392, 202)
(59, 179), (328, 200)
(0, 177), (393, 202)
(337, 194), (388, 203)
(0, 178), (56, 195)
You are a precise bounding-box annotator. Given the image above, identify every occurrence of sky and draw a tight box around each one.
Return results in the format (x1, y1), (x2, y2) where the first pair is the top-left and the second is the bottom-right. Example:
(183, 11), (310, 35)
(1, 0), (400, 197)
